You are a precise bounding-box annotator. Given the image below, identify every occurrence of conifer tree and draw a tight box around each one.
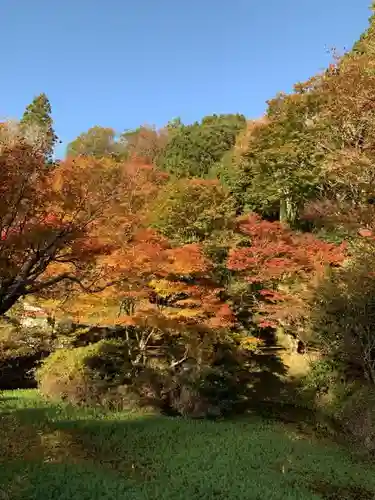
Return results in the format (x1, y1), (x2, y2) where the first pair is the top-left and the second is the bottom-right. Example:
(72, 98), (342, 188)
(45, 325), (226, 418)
(20, 93), (58, 161)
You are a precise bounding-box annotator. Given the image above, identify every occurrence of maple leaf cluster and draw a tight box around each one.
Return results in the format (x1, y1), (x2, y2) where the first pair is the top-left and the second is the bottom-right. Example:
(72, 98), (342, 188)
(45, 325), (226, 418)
(71, 230), (234, 334)
(227, 214), (346, 328)
(0, 141), (165, 314)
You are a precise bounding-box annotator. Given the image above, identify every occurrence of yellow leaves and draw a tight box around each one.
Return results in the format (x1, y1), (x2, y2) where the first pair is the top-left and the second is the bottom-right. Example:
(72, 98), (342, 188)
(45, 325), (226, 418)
(240, 336), (263, 351)
(231, 333), (263, 352)
(164, 307), (203, 320)
(148, 279), (187, 297)
(36, 297), (64, 315)
(41, 261), (74, 278)
(42, 291), (115, 325)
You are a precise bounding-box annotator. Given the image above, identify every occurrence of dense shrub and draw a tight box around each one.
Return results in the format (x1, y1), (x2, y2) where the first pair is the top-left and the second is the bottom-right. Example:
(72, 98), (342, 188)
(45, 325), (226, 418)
(36, 336), (250, 417)
(301, 358), (375, 452)
(172, 366), (248, 417)
(36, 341), (135, 408)
(308, 248), (375, 384)
(0, 321), (53, 389)
(334, 384), (375, 452)
(0, 314), (98, 390)
(302, 358), (343, 395)
(304, 251), (375, 449)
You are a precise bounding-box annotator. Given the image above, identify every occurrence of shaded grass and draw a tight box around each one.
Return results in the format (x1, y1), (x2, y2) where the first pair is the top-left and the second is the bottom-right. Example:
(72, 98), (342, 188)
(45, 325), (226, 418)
(1, 390), (375, 499)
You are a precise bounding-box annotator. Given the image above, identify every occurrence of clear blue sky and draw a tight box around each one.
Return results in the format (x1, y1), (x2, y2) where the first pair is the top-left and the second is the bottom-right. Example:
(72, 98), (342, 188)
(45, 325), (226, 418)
(0, 0), (371, 158)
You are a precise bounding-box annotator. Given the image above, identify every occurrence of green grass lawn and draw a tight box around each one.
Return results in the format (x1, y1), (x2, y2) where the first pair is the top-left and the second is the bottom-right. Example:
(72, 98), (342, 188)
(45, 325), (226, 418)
(1, 390), (375, 499)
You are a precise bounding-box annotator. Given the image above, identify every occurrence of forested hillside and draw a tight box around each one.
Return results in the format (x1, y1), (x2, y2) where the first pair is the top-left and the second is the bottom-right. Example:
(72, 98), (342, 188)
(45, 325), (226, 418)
(3, 5), (375, 461)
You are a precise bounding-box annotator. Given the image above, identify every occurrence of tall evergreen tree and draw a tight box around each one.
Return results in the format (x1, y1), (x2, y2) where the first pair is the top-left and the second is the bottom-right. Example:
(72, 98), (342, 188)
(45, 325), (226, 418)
(20, 93), (58, 161)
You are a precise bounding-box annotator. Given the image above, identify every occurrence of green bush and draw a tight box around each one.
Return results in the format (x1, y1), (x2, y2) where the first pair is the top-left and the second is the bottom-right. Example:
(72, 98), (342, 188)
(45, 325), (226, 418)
(165, 366), (246, 418)
(335, 384), (375, 451)
(301, 359), (375, 452)
(317, 380), (375, 452)
(36, 341), (136, 408)
(302, 358), (343, 394)
(301, 246), (375, 451)
(36, 335), (250, 418)
(0, 320), (54, 389)
(308, 249), (375, 383)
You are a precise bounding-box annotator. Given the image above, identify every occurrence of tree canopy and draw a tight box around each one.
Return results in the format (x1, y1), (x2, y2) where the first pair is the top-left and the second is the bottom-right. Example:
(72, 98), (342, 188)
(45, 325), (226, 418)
(66, 126), (119, 158)
(158, 114), (246, 178)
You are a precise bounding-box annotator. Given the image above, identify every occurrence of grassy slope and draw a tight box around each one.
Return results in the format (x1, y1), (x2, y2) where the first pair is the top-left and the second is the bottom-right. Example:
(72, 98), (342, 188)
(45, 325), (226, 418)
(1, 390), (375, 500)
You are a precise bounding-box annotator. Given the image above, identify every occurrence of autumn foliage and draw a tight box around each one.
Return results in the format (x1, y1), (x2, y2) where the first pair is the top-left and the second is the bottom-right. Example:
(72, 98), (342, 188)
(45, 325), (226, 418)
(0, 133), (169, 316)
(227, 214), (346, 328)
(0, 124), (348, 373)
(8, 12), (375, 425)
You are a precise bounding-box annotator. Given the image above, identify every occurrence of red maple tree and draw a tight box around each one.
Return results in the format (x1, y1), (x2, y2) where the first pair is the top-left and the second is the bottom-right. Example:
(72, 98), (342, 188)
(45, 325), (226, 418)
(227, 214), (346, 328)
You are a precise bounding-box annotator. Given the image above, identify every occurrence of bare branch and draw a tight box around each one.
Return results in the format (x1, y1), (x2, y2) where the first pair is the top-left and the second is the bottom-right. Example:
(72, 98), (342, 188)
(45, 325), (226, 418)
(170, 348), (189, 369)
(27, 273), (123, 295)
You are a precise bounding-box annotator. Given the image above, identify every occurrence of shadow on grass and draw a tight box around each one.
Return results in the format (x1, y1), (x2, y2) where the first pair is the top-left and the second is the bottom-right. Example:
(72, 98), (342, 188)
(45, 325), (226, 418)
(310, 482), (375, 500)
(2, 392), (375, 500)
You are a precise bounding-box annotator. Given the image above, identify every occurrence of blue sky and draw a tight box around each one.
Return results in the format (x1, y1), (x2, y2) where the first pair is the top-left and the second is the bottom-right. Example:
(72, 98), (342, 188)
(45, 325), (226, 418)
(0, 0), (371, 158)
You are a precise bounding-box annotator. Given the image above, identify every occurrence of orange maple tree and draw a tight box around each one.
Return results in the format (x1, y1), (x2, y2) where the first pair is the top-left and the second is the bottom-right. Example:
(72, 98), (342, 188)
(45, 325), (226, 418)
(0, 139), (166, 316)
(56, 225), (236, 367)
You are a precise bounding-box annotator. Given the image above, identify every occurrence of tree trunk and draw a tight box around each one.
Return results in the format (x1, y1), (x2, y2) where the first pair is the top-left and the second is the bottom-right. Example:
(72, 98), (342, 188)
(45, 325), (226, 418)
(0, 293), (22, 316)
(280, 196), (297, 224)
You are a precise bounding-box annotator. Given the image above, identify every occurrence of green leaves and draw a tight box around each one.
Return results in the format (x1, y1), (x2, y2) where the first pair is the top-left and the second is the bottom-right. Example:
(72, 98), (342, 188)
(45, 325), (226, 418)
(66, 126), (119, 159)
(224, 90), (326, 224)
(150, 178), (236, 245)
(20, 93), (58, 162)
(158, 114), (246, 178)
